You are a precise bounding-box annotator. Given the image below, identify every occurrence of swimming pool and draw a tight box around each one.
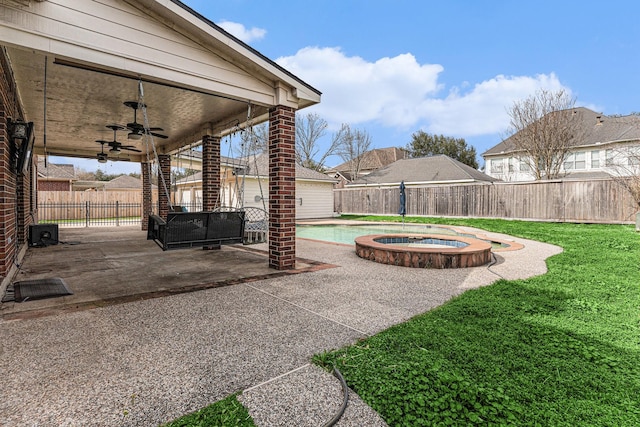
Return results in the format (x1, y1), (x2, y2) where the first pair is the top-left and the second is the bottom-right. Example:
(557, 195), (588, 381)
(296, 224), (458, 245)
(296, 223), (515, 250)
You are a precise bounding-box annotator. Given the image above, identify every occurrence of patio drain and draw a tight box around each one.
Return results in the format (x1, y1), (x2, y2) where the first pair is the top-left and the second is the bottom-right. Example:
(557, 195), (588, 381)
(2, 278), (73, 303)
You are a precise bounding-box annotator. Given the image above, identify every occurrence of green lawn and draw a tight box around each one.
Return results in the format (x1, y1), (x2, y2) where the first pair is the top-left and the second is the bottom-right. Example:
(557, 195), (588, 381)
(166, 216), (640, 426)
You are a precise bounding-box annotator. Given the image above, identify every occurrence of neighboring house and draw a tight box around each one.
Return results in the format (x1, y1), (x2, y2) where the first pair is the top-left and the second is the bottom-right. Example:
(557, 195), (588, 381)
(346, 155), (498, 188)
(37, 156), (76, 191)
(328, 147), (408, 185)
(73, 175), (155, 192)
(175, 153), (337, 219)
(104, 175), (145, 191)
(483, 107), (640, 181)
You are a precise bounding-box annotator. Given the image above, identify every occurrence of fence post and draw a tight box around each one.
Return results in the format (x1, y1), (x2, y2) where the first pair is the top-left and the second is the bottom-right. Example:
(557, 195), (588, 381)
(85, 201), (90, 227)
(116, 201), (120, 227)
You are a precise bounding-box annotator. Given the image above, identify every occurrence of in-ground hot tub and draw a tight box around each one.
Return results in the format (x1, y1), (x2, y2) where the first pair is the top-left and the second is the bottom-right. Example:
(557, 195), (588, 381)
(355, 234), (492, 268)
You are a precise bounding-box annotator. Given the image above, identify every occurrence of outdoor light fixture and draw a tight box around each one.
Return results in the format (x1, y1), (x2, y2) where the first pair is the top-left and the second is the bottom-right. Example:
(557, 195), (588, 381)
(7, 118), (29, 140)
(127, 131), (142, 140)
(97, 153), (108, 163)
(109, 146), (121, 154)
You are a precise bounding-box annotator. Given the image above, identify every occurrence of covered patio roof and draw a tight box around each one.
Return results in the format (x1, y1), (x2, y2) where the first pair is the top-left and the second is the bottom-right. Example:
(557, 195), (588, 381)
(0, 0), (320, 162)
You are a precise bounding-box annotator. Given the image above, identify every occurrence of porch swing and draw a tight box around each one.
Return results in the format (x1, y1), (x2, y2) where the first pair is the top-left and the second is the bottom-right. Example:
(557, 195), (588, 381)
(215, 116), (269, 245)
(142, 83), (267, 250)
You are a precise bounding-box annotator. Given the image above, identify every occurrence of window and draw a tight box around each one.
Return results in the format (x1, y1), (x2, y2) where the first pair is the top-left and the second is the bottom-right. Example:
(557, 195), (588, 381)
(491, 159), (503, 174)
(591, 150), (600, 168)
(575, 152), (585, 170)
(563, 154), (574, 171)
(508, 158), (515, 173)
(564, 152), (585, 171)
(628, 147), (640, 166)
(519, 159), (531, 172)
(605, 149), (614, 167)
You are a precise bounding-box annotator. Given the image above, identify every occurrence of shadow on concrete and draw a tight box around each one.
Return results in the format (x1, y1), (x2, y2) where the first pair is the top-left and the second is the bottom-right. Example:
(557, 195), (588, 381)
(0, 226), (334, 321)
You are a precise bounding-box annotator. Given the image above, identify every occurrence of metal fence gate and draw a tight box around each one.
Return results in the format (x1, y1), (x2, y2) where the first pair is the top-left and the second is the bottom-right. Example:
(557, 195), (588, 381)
(38, 201), (143, 227)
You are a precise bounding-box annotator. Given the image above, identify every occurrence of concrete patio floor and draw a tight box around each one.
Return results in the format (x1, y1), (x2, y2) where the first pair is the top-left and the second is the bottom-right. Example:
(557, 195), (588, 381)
(0, 222), (563, 426)
(0, 226), (328, 320)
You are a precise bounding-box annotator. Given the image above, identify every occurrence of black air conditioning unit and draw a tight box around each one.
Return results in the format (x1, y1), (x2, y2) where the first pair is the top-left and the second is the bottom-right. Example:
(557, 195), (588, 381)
(28, 224), (59, 247)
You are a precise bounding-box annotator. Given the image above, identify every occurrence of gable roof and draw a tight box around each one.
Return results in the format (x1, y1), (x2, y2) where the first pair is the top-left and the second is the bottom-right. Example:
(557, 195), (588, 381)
(3, 1), (320, 162)
(104, 175), (143, 189)
(483, 107), (640, 157)
(37, 157), (76, 180)
(331, 147), (408, 173)
(169, 0), (320, 103)
(175, 153), (337, 184)
(347, 155), (498, 186)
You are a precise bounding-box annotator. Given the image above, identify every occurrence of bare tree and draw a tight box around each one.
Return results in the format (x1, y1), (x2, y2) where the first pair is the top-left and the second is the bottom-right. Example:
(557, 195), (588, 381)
(606, 146), (640, 213)
(506, 89), (585, 180)
(295, 112), (340, 171)
(238, 122), (268, 156)
(335, 124), (373, 180)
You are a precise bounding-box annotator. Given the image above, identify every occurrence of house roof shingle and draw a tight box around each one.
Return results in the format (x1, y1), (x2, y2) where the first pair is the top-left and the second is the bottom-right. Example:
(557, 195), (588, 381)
(104, 175), (144, 189)
(348, 155), (497, 186)
(483, 107), (640, 157)
(331, 147), (408, 173)
(37, 157), (76, 180)
(175, 153), (336, 184)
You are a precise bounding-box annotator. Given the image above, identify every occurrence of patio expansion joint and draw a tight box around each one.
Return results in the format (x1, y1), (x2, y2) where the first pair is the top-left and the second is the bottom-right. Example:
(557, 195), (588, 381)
(243, 283), (370, 337)
(243, 363), (312, 393)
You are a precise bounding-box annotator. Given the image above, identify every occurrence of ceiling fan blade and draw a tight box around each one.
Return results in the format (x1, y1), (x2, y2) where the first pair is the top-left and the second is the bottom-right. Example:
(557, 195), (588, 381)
(150, 131), (168, 139)
(120, 147), (142, 152)
(95, 139), (111, 144)
(123, 100), (168, 138)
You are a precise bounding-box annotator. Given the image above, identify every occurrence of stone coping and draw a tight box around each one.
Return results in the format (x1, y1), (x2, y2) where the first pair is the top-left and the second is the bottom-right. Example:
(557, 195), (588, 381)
(297, 220), (525, 252)
(355, 233), (494, 269)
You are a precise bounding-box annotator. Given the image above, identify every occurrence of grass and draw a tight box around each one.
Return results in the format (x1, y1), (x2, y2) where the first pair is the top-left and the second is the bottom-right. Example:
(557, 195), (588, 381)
(161, 393), (255, 427)
(314, 215), (640, 426)
(165, 216), (640, 426)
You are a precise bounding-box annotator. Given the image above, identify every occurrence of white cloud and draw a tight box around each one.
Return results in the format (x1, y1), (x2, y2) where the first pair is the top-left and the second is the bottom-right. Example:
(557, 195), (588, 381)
(422, 73), (568, 136)
(216, 20), (266, 43)
(276, 47), (570, 137)
(276, 47), (444, 128)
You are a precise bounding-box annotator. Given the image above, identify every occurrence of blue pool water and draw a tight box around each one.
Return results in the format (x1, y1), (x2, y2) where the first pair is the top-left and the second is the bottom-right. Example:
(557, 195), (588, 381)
(295, 224), (458, 245)
(296, 223), (509, 249)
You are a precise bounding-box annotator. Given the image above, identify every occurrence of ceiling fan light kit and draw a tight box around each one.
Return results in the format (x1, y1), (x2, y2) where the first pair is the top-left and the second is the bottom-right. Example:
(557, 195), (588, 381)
(94, 103), (162, 162)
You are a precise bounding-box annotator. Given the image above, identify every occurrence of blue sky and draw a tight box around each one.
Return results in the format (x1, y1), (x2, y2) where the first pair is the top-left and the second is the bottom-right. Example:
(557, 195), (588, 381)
(66, 0), (640, 173)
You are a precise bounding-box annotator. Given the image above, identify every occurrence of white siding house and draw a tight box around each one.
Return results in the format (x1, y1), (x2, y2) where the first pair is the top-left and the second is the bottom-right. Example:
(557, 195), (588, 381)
(483, 108), (640, 181)
(175, 153), (337, 219)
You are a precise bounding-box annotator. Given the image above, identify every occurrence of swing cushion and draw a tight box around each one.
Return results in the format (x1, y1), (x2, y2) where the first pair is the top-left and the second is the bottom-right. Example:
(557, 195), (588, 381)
(147, 210), (245, 250)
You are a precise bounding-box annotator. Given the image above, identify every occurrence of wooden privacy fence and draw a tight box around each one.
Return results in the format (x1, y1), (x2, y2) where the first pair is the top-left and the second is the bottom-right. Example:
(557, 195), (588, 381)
(38, 190), (157, 204)
(334, 179), (638, 224)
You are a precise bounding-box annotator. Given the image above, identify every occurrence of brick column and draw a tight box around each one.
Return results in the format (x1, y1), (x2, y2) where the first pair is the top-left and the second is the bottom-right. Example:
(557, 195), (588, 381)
(157, 154), (171, 219)
(0, 51), (19, 277)
(202, 135), (221, 211)
(141, 162), (152, 230)
(268, 105), (296, 270)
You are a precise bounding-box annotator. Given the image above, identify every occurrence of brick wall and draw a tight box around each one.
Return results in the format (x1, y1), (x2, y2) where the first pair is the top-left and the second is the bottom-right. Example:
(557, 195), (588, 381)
(268, 105), (296, 270)
(16, 161), (33, 246)
(202, 135), (220, 211)
(38, 180), (71, 192)
(141, 162), (152, 230)
(157, 154), (171, 219)
(0, 48), (26, 276)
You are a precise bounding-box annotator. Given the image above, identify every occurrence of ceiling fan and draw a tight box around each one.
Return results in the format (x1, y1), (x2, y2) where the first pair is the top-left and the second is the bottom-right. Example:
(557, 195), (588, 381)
(123, 101), (168, 140)
(96, 141), (109, 164)
(96, 124), (142, 161)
